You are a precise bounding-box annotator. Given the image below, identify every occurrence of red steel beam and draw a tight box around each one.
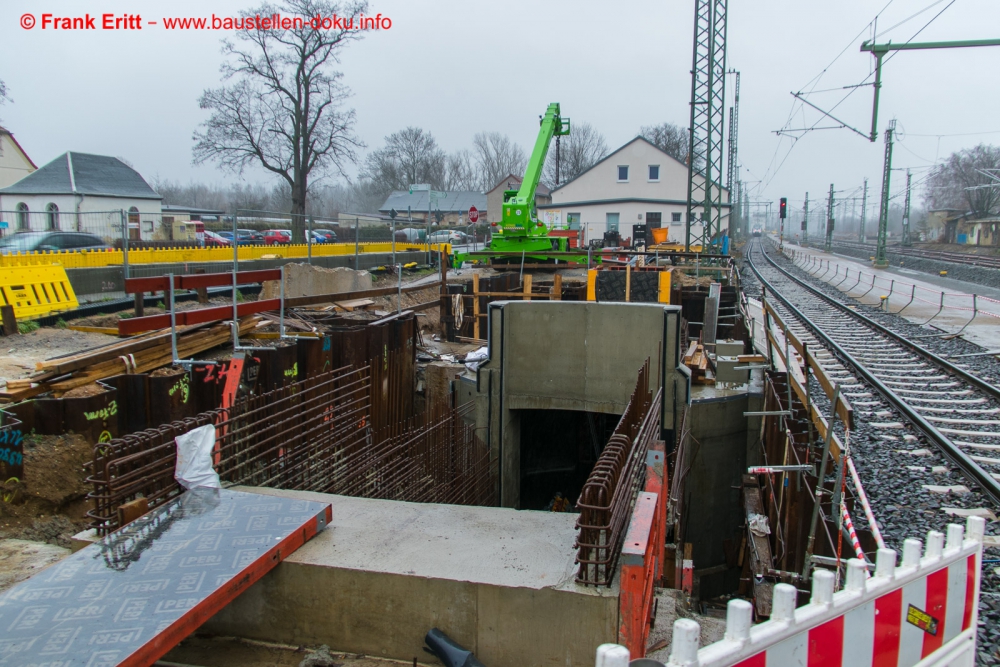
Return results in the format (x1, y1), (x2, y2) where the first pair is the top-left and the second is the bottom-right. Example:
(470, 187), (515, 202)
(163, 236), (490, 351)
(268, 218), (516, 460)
(124, 269), (281, 294)
(118, 299), (281, 335)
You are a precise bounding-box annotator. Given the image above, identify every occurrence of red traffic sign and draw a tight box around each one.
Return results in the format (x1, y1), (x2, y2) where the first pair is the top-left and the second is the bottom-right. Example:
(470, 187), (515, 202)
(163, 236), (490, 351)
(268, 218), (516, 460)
(468, 206), (479, 223)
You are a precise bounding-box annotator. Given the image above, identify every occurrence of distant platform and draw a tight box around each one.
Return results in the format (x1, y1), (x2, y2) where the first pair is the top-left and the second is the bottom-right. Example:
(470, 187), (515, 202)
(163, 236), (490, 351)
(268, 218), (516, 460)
(205, 487), (619, 667)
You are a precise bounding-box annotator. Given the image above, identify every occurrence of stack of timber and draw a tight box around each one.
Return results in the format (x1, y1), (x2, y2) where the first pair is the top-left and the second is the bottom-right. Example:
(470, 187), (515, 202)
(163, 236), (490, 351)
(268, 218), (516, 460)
(0, 317), (259, 403)
(682, 341), (713, 385)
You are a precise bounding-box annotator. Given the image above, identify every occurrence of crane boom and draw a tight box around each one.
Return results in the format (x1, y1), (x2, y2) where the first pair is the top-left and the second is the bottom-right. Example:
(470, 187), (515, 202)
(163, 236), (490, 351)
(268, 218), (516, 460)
(500, 103), (570, 236)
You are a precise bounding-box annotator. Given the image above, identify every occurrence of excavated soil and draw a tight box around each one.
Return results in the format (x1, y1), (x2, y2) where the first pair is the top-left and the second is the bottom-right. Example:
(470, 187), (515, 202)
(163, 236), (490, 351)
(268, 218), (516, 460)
(0, 432), (93, 548)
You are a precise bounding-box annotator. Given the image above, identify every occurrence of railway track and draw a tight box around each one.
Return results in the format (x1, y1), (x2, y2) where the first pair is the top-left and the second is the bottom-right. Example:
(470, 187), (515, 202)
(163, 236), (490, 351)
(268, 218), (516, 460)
(818, 238), (1000, 269)
(747, 239), (1000, 505)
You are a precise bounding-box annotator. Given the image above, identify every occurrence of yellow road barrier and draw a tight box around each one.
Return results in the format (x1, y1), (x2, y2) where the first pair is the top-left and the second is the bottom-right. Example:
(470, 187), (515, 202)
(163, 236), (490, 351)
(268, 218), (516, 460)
(0, 242), (450, 269)
(0, 264), (79, 320)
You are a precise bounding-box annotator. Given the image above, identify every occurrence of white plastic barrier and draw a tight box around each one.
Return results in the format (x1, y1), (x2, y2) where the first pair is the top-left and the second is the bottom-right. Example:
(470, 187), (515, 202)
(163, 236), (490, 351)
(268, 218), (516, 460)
(597, 516), (984, 667)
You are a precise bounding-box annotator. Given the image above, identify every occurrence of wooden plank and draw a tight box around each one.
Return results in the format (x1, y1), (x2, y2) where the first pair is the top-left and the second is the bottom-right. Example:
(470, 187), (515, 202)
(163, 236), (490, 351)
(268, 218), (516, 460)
(522, 274), (532, 302)
(743, 475), (774, 617)
(1, 305), (16, 336)
(552, 273), (562, 301)
(67, 325), (123, 336)
(473, 273), (480, 340)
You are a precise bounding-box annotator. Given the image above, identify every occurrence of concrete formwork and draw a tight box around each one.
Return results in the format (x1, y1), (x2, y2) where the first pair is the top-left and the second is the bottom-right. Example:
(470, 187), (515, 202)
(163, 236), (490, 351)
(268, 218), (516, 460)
(205, 488), (618, 667)
(474, 301), (685, 507)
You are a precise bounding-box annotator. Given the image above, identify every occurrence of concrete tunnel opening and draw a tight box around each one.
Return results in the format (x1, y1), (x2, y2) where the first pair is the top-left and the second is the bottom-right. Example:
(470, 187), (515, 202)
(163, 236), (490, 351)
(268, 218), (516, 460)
(517, 408), (621, 510)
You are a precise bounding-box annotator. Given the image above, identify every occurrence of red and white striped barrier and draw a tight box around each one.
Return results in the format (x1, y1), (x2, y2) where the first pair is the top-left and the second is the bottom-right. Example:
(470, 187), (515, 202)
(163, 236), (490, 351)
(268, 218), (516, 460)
(596, 515), (984, 667)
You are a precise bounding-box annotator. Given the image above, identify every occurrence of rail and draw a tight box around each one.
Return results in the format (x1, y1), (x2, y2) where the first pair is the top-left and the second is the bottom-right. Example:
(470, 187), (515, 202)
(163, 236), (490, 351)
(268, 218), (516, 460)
(575, 360), (662, 586)
(747, 241), (1000, 504)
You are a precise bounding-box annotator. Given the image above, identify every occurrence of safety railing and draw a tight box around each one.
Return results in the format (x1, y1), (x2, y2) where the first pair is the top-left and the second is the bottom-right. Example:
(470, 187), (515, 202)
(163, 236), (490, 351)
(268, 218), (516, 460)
(782, 244), (1000, 338)
(0, 241), (450, 269)
(597, 515), (985, 667)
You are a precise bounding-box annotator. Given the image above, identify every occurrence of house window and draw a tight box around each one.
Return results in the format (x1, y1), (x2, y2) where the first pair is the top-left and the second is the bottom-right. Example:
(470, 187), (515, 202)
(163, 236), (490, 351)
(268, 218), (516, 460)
(567, 212), (581, 230)
(46, 203), (59, 230)
(648, 165), (660, 181)
(671, 212), (682, 224)
(617, 166), (629, 182)
(606, 213), (620, 232)
(16, 203), (29, 230)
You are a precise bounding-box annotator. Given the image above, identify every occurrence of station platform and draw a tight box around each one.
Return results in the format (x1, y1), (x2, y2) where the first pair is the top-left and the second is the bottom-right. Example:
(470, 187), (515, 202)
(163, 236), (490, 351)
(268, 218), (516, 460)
(203, 487), (619, 667)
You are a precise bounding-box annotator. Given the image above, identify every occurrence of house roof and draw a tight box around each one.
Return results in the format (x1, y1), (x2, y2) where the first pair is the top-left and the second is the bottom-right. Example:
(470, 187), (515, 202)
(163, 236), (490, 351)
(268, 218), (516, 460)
(379, 190), (486, 214)
(0, 126), (37, 170)
(549, 136), (698, 195)
(0, 152), (161, 199)
(487, 174), (551, 197)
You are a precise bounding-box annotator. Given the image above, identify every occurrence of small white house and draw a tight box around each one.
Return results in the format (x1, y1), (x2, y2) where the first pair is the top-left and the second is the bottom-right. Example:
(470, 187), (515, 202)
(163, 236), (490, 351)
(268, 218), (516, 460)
(538, 136), (730, 244)
(0, 126), (37, 190)
(0, 152), (162, 241)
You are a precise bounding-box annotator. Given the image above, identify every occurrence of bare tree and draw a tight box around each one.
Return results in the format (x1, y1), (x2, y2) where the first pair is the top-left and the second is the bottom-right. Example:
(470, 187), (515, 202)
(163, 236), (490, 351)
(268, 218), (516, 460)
(0, 78), (9, 120)
(473, 132), (526, 192)
(542, 121), (608, 188)
(640, 122), (689, 164)
(192, 0), (365, 240)
(445, 150), (479, 191)
(362, 127), (446, 204)
(924, 144), (1000, 219)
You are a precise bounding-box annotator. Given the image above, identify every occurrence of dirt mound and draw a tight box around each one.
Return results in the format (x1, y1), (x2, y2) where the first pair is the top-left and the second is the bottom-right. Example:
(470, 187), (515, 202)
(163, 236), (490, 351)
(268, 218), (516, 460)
(0, 433), (94, 548)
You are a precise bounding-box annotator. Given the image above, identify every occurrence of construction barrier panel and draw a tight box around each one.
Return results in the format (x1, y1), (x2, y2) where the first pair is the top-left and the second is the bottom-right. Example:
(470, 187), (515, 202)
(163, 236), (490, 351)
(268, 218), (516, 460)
(0, 264), (79, 320)
(0, 242), (450, 269)
(599, 515), (985, 667)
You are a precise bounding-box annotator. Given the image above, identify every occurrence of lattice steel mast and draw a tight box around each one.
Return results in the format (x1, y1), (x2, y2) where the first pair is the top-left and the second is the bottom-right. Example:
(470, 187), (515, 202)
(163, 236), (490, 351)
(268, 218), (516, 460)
(726, 70), (740, 240)
(685, 0), (728, 252)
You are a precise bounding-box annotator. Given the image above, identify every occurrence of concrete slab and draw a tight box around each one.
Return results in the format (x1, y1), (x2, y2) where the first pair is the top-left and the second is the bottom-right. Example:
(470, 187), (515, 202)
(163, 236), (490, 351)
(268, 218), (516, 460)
(782, 242), (1000, 349)
(205, 488), (619, 667)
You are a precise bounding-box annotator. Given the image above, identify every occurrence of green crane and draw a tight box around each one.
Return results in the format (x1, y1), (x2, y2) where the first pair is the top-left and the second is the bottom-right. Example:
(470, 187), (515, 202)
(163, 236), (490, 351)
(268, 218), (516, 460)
(455, 104), (580, 266)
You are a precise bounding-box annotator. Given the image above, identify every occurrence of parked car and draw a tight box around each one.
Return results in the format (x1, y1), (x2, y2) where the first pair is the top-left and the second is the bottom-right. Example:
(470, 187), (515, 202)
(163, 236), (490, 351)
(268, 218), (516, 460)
(264, 229), (292, 245)
(204, 230), (231, 247)
(237, 229), (264, 243)
(427, 230), (466, 244)
(0, 231), (110, 254)
(217, 231), (235, 242)
(309, 230), (338, 243)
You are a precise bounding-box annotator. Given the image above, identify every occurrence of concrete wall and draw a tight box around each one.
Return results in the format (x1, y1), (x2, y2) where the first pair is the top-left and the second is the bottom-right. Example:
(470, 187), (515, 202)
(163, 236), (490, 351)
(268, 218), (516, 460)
(0, 132), (35, 189)
(205, 489), (618, 667)
(682, 384), (764, 600)
(475, 301), (684, 507)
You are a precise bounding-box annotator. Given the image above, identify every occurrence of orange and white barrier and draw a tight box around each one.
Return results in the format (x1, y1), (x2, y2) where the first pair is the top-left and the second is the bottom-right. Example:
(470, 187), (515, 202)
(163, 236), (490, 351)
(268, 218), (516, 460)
(597, 516), (984, 667)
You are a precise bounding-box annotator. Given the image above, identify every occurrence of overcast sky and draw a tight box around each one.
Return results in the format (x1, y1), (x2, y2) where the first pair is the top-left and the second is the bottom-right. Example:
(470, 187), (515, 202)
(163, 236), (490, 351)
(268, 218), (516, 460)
(2, 0), (998, 215)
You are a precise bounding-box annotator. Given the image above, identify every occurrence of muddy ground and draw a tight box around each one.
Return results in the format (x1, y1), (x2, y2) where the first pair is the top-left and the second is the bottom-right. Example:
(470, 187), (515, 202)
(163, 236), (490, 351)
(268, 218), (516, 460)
(0, 327), (113, 387)
(163, 635), (439, 667)
(0, 432), (93, 549)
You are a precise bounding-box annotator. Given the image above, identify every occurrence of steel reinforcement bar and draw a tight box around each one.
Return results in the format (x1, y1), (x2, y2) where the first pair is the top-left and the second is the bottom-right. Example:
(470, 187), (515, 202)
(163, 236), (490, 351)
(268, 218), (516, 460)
(747, 241), (1000, 505)
(575, 360), (663, 586)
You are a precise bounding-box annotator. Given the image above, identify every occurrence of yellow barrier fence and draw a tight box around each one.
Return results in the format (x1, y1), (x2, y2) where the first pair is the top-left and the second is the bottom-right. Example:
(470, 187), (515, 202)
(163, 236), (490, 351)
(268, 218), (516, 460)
(0, 242), (450, 270)
(0, 264), (79, 320)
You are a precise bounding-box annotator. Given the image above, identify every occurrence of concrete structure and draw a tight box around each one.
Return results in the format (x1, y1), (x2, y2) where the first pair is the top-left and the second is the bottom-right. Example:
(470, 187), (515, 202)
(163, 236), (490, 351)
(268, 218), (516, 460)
(485, 173), (551, 224)
(680, 381), (764, 600)
(474, 301), (684, 508)
(379, 190), (486, 225)
(0, 152), (162, 239)
(206, 488), (618, 667)
(0, 126), (36, 190)
(538, 137), (730, 244)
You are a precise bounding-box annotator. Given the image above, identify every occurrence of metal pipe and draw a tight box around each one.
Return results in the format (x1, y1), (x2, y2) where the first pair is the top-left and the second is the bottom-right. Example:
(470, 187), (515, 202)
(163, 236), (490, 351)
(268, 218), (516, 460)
(168, 273), (178, 363)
